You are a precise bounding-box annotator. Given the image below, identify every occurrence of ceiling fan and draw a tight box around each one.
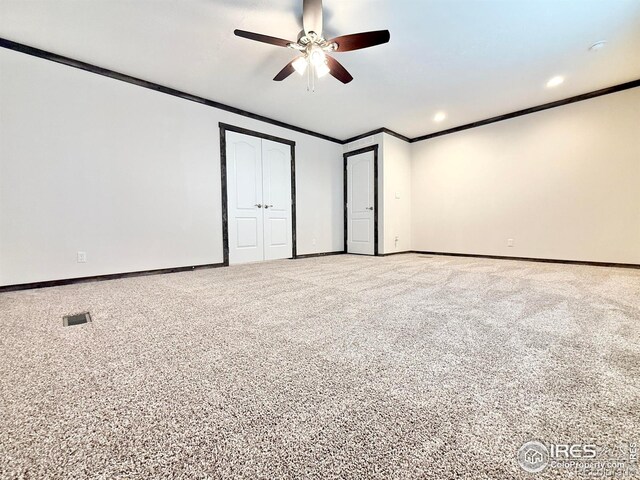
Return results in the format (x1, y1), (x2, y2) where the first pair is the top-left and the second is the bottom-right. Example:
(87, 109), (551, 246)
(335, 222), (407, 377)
(234, 0), (390, 88)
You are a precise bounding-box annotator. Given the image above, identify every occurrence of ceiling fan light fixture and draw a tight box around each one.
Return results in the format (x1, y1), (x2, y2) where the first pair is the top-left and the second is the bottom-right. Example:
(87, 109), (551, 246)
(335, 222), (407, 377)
(310, 47), (326, 67)
(233, 0), (390, 86)
(315, 61), (330, 78)
(292, 56), (308, 75)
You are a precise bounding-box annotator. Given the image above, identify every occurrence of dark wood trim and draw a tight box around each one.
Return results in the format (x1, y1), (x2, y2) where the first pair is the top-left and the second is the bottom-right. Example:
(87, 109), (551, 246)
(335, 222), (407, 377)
(0, 263), (225, 293)
(343, 80), (640, 144)
(219, 123), (297, 265)
(378, 251), (412, 257)
(411, 251), (640, 270)
(290, 145), (297, 259)
(373, 146), (379, 257)
(343, 145), (379, 256)
(343, 156), (348, 254)
(294, 251), (346, 259)
(380, 128), (412, 143)
(4, 249), (635, 293)
(411, 79), (640, 143)
(219, 123), (295, 146)
(0, 37), (342, 145)
(343, 128), (384, 144)
(3, 37), (638, 147)
(219, 128), (230, 267)
(343, 128), (411, 145)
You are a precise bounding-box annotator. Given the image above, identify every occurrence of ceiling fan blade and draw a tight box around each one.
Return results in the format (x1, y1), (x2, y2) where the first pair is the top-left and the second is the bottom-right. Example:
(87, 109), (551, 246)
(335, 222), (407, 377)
(303, 0), (323, 35)
(234, 29), (293, 48)
(326, 55), (353, 84)
(273, 60), (296, 81)
(329, 30), (391, 52)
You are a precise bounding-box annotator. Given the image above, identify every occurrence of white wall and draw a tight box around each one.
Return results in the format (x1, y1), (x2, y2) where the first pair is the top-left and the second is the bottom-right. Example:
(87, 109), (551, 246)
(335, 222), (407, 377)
(380, 133), (412, 254)
(3, 47), (638, 285)
(411, 87), (640, 264)
(0, 48), (344, 286)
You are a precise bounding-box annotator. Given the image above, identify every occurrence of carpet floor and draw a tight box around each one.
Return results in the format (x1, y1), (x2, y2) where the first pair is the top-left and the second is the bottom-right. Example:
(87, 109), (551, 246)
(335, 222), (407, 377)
(0, 253), (638, 479)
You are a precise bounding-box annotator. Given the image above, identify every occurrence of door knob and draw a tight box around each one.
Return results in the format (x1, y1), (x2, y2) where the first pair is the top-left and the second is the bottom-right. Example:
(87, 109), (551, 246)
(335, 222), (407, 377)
(367, 206), (374, 210)
(255, 204), (262, 208)
(264, 204), (274, 209)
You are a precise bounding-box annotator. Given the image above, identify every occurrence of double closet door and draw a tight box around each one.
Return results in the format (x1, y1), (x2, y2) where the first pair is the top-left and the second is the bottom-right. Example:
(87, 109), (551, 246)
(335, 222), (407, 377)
(226, 131), (293, 265)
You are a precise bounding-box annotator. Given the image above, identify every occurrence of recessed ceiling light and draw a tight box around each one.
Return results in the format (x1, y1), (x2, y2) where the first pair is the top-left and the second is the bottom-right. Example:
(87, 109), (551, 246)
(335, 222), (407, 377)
(589, 41), (607, 52)
(434, 111), (446, 122)
(546, 76), (564, 88)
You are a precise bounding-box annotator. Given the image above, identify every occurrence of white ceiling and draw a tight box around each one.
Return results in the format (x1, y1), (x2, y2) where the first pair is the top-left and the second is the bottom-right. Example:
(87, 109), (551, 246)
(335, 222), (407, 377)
(1, 0), (640, 140)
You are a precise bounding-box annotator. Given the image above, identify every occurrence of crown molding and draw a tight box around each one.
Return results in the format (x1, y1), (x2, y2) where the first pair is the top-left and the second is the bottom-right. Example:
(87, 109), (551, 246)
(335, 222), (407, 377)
(0, 37), (343, 144)
(409, 78), (640, 143)
(1, 37), (639, 147)
(343, 127), (411, 145)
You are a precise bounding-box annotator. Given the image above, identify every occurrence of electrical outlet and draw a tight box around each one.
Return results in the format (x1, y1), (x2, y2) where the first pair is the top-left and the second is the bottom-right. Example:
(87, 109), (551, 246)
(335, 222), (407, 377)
(395, 191), (401, 199)
(507, 239), (514, 247)
(77, 251), (87, 263)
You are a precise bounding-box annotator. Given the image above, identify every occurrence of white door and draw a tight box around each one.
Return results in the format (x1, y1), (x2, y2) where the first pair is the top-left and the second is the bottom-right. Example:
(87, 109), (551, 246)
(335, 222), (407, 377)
(262, 139), (293, 261)
(226, 132), (293, 265)
(347, 151), (375, 255)
(226, 132), (264, 264)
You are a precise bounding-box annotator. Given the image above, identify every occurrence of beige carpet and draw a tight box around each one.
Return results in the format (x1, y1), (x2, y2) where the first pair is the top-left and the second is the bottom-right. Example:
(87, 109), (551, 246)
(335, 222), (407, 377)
(0, 254), (638, 479)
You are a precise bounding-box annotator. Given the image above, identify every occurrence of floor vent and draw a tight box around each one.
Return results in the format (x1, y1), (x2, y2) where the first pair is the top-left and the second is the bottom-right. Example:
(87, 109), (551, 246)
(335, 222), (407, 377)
(419, 255), (432, 259)
(63, 312), (92, 327)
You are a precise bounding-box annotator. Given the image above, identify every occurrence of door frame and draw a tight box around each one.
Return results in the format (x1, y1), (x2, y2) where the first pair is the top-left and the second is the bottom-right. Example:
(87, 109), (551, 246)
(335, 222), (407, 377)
(219, 122), (297, 266)
(343, 145), (379, 256)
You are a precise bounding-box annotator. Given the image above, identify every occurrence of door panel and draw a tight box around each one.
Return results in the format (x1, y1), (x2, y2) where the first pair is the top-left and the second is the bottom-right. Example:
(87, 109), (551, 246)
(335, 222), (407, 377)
(262, 139), (293, 260)
(235, 145), (260, 209)
(352, 160), (372, 211)
(269, 218), (288, 246)
(347, 151), (375, 255)
(226, 132), (264, 264)
(351, 218), (371, 243)
(236, 218), (259, 248)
